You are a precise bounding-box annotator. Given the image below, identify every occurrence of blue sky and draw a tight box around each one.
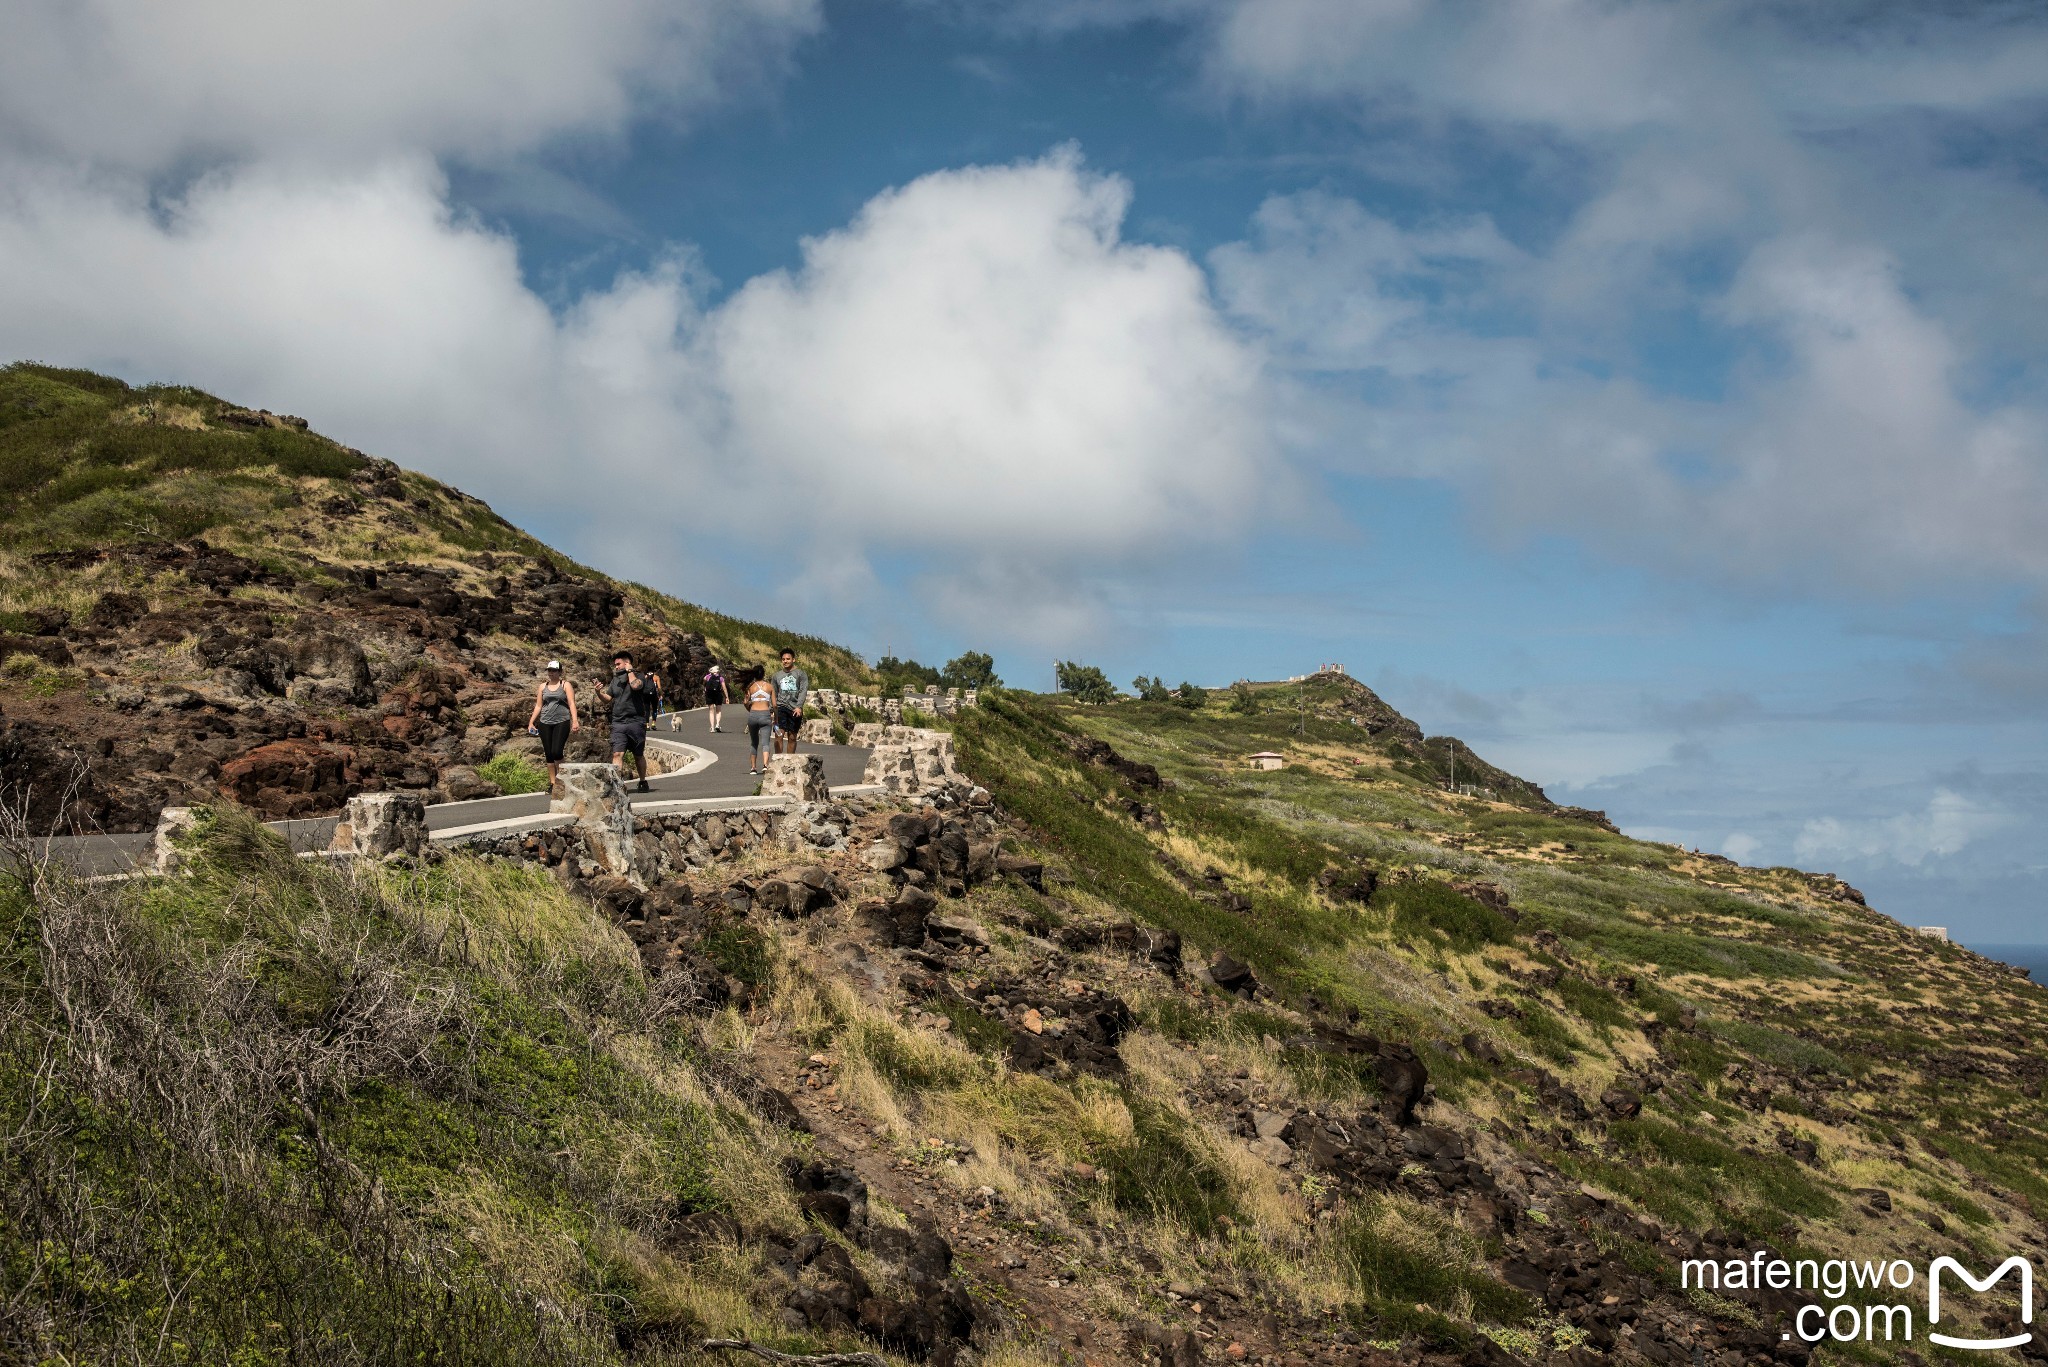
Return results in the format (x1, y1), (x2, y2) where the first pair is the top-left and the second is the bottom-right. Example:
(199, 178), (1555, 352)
(3, 0), (2046, 942)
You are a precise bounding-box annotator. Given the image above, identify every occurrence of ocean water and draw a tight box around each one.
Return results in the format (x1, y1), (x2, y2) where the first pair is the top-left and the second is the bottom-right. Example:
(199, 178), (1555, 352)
(1968, 943), (2048, 983)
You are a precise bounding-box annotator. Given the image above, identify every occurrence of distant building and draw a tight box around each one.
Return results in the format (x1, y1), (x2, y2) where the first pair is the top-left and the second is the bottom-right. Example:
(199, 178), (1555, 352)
(1916, 926), (1949, 941)
(1246, 751), (1286, 770)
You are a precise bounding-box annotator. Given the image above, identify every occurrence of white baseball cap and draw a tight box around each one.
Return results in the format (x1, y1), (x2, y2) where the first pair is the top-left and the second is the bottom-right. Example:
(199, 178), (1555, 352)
(546, 659), (562, 670)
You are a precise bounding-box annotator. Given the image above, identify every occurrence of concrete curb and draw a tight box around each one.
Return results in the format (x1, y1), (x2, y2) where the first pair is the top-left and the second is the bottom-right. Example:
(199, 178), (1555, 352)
(645, 729), (717, 776)
(434, 813), (579, 845)
(635, 794), (792, 817)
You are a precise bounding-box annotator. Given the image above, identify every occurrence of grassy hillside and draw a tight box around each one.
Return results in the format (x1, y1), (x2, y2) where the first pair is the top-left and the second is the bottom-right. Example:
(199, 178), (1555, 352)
(942, 695), (2048, 1357)
(5, 361), (2042, 1365)
(0, 361), (868, 680)
(0, 811), (847, 1363)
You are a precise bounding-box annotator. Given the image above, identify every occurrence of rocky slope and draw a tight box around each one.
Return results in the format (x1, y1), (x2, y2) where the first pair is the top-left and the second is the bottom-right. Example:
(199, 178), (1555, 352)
(0, 363), (867, 832)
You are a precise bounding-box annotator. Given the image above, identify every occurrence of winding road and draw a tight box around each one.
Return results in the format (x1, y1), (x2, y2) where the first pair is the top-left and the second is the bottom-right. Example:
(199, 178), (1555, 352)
(33, 711), (872, 876)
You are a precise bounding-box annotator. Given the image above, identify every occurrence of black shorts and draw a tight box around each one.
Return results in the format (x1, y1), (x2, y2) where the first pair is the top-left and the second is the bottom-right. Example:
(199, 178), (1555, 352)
(537, 720), (570, 762)
(774, 704), (802, 734)
(610, 720), (646, 757)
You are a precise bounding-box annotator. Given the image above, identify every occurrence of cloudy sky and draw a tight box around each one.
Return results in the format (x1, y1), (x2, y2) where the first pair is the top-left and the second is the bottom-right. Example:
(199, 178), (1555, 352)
(4, 0), (2046, 944)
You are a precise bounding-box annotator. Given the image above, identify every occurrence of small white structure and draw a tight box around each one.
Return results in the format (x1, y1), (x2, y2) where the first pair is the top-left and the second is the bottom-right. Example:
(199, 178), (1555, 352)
(1246, 751), (1287, 771)
(1916, 926), (1949, 941)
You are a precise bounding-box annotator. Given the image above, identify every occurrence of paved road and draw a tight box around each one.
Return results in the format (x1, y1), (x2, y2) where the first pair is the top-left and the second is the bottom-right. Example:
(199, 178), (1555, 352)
(33, 711), (870, 876)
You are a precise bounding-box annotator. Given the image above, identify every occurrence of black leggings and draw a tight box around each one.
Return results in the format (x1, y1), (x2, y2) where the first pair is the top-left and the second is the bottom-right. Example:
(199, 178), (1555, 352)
(537, 720), (570, 763)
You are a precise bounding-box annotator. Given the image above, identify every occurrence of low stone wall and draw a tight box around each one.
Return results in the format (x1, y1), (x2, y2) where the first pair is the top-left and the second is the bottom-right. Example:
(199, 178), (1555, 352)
(457, 793), (874, 884)
(848, 725), (969, 797)
(809, 685), (979, 723)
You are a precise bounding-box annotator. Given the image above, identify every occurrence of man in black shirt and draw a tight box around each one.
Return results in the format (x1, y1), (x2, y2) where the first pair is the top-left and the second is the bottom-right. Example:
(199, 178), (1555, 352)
(606, 650), (657, 792)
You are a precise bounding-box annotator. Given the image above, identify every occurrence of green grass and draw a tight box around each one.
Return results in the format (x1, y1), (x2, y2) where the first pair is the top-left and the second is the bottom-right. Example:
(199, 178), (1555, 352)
(1335, 1196), (1532, 1335)
(1706, 1018), (1853, 1075)
(1511, 1003), (1582, 1065)
(1553, 974), (1629, 1034)
(1098, 1095), (1238, 1235)
(0, 364), (368, 550)
(701, 921), (772, 987)
(1381, 879), (1516, 952)
(478, 750), (550, 795)
(932, 997), (1011, 1056)
(1561, 1117), (1839, 1239)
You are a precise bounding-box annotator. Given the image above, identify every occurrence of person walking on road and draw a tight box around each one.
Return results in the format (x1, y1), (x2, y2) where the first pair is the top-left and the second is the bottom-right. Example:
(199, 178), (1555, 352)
(742, 668), (776, 775)
(606, 649), (658, 793)
(772, 648), (809, 755)
(703, 664), (730, 733)
(524, 659), (579, 795)
(648, 668), (667, 731)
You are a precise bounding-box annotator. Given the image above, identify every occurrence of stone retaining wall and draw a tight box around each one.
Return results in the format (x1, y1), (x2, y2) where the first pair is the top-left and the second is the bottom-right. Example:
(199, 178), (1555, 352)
(456, 791), (875, 884)
(809, 685), (979, 723)
(850, 726), (967, 797)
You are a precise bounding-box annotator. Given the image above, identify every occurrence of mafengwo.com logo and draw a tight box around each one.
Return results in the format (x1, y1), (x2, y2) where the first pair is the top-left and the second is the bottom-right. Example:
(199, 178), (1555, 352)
(1683, 1251), (2036, 1349)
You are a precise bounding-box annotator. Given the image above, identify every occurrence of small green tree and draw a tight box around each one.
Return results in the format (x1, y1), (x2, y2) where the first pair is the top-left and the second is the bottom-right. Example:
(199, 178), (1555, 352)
(1174, 682), (1208, 709)
(1131, 674), (1171, 703)
(875, 654), (942, 693)
(1056, 660), (1117, 704)
(1228, 680), (1258, 714)
(941, 650), (1000, 690)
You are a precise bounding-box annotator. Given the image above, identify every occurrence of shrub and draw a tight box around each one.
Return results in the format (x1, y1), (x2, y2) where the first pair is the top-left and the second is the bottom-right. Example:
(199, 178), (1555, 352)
(1054, 660), (1116, 704)
(942, 650), (1000, 689)
(1382, 880), (1516, 952)
(932, 998), (1009, 1055)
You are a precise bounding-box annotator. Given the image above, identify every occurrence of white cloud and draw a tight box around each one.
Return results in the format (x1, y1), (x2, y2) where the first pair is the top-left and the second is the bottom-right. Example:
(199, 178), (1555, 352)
(1794, 788), (2018, 868)
(0, 0), (821, 170)
(1088, 0), (2048, 598)
(1707, 235), (2048, 586)
(1183, 0), (2048, 130)
(710, 149), (1271, 566)
(1205, 0), (1715, 134)
(0, 157), (697, 490)
(1204, 183), (2048, 593)
(1210, 190), (1517, 372)
(0, 148), (1270, 641)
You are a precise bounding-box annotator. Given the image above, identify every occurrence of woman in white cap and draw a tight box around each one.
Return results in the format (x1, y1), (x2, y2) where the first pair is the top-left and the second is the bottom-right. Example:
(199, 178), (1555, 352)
(703, 664), (730, 733)
(524, 659), (580, 794)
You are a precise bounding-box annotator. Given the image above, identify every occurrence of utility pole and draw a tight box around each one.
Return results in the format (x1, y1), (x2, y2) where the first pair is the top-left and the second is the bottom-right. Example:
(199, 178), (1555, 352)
(1448, 740), (1456, 794)
(1297, 679), (1305, 735)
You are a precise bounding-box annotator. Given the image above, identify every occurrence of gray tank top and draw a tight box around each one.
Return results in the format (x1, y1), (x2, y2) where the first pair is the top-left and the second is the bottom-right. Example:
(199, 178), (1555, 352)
(538, 682), (571, 725)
